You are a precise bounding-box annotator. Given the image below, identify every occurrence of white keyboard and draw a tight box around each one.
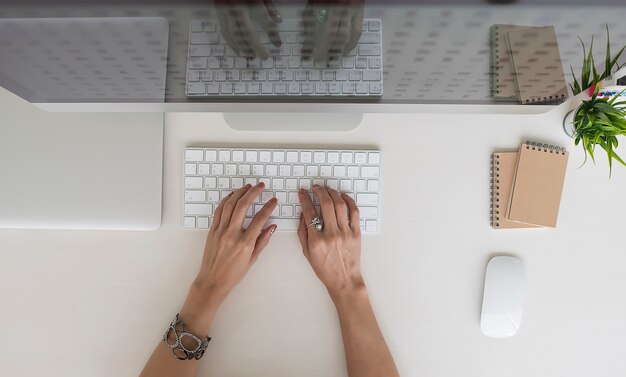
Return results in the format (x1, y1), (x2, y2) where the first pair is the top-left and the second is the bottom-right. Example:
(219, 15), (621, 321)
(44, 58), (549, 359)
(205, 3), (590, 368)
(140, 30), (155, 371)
(183, 147), (381, 233)
(186, 19), (383, 97)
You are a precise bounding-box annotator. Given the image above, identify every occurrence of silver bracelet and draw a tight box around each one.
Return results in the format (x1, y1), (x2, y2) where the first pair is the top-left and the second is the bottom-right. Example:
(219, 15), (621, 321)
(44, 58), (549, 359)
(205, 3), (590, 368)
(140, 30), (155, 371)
(163, 313), (211, 360)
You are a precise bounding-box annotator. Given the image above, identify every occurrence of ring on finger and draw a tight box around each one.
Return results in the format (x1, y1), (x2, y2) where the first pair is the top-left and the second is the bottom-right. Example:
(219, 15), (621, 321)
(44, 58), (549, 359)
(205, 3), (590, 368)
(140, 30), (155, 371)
(307, 216), (323, 232)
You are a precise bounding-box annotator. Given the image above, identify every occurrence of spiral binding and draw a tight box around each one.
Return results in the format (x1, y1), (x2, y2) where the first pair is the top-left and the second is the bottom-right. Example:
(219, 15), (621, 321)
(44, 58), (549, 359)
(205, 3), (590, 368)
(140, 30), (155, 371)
(523, 95), (567, 105)
(490, 153), (500, 228)
(490, 26), (500, 95)
(524, 141), (567, 155)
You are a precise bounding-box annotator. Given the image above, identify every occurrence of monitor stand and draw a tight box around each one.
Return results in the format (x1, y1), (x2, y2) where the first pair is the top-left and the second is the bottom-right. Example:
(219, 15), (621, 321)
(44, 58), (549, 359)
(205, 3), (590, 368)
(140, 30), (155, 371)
(223, 112), (363, 132)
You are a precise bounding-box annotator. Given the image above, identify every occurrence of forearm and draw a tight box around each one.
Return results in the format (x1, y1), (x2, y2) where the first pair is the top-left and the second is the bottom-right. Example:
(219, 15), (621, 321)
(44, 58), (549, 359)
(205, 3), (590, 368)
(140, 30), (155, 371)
(140, 281), (222, 377)
(333, 286), (399, 377)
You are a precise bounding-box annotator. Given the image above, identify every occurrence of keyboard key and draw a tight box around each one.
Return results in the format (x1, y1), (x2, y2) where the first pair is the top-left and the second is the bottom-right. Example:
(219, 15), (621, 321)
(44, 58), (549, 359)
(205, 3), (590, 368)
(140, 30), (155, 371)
(328, 83), (341, 94)
(286, 151), (299, 162)
(354, 179), (366, 191)
(347, 166), (359, 177)
(187, 82), (206, 95)
(293, 165), (305, 176)
(204, 177), (217, 189)
(266, 164), (278, 176)
(362, 71), (382, 81)
(356, 83), (369, 94)
(368, 152), (381, 165)
(245, 150), (258, 162)
(359, 206), (378, 218)
(368, 180), (379, 192)
(238, 164), (251, 175)
(185, 204), (213, 216)
(197, 217), (210, 229)
(198, 164), (210, 175)
(369, 82), (382, 94)
(355, 57), (368, 68)
(354, 152), (367, 164)
(259, 151), (272, 162)
(314, 152), (326, 163)
(340, 180), (352, 191)
(327, 179), (339, 190)
(320, 166), (332, 177)
(357, 193), (378, 205)
(279, 165), (292, 176)
(261, 191), (274, 203)
(185, 177), (203, 188)
(333, 165), (347, 177)
(368, 20), (381, 31)
(272, 178), (284, 190)
(232, 150), (244, 162)
(207, 83), (220, 94)
(185, 190), (206, 202)
(188, 57), (207, 69)
(252, 165), (264, 175)
(212, 164), (224, 175)
(301, 83), (314, 94)
(327, 152), (340, 163)
(225, 164), (237, 175)
(315, 83), (327, 94)
(207, 191), (220, 202)
(281, 205), (294, 217)
(288, 191), (299, 203)
(185, 163), (197, 175)
(365, 220), (378, 232)
(273, 151), (285, 162)
(218, 150), (231, 162)
(275, 191), (287, 203)
(358, 45), (381, 56)
(360, 32), (380, 44)
(232, 178), (244, 189)
(361, 167), (380, 178)
(301, 151), (312, 163)
(306, 165), (319, 177)
(369, 57), (381, 69)
(218, 178), (230, 188)
(188, 71), (200, 82)
(184, 217), (196, 228)
(300, 178), (312, 190)
(286, 178), (298, 190)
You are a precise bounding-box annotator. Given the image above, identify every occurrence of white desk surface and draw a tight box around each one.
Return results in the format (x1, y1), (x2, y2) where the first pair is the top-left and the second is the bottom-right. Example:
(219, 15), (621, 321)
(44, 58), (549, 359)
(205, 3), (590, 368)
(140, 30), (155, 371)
(1, 92), (626, 377)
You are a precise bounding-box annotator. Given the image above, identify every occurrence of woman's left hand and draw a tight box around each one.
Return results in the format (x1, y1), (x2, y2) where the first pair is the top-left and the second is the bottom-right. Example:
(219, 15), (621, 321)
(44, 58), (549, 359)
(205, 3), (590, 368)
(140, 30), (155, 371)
(194, 182), (278, 304)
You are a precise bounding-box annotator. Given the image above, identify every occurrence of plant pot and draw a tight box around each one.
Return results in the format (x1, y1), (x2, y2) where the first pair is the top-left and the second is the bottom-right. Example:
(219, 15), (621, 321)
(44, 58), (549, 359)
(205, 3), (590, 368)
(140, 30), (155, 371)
(563, 108), (579, 138)
(560, 91), (591, 138)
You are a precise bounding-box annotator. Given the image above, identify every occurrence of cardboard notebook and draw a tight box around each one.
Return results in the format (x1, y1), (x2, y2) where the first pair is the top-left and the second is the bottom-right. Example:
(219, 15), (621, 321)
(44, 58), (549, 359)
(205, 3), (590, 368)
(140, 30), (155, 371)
(491, 142), (569, 229)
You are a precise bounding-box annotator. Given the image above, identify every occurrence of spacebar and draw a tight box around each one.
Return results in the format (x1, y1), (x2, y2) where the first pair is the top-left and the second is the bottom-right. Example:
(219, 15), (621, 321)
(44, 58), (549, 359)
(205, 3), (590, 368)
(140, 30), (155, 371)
(243, 218), (299, 231)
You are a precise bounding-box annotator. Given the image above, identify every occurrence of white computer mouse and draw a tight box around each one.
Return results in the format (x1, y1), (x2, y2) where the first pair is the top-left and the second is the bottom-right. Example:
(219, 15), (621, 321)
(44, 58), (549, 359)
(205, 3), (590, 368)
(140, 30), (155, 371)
(480, 256), (525, 338)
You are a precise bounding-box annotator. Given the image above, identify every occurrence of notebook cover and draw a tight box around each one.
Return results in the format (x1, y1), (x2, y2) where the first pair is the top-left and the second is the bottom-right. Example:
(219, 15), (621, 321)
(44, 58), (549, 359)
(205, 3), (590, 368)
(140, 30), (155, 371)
(506, 142), (569, 228)
(506, 26), (568, 105)
(490, 24), (530, 100)
(491, 152), (537, 229)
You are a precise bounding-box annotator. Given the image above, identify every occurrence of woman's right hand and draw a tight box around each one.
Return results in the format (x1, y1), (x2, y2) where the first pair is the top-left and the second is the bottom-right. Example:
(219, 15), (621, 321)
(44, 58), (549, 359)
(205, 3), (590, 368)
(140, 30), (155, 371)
(297, 186), (365, 302)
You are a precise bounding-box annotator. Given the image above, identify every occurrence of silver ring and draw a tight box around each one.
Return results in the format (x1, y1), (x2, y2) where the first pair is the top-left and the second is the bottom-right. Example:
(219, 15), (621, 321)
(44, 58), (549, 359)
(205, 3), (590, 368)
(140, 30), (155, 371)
(307, 216), (323, 232)
(312, 8), (328, 23)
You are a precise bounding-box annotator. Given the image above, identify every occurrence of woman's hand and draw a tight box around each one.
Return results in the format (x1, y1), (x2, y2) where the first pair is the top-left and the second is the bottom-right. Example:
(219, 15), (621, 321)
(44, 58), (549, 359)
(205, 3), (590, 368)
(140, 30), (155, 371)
(214, 0), (283, 59)
(194, 182), (278, 304)
(297, 185), (364, 302)
(302, 0), (364, 62)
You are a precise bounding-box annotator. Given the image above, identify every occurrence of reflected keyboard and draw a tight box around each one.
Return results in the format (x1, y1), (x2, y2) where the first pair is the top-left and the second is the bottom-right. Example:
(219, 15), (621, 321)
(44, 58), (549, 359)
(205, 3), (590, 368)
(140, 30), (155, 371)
(186, 19), (383, 97)
(183, 147), (381, 233)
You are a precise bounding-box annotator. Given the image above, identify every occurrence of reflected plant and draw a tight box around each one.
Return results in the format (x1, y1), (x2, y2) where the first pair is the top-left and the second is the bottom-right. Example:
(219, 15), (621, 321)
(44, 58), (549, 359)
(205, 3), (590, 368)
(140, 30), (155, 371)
(570, 25), (626, 95)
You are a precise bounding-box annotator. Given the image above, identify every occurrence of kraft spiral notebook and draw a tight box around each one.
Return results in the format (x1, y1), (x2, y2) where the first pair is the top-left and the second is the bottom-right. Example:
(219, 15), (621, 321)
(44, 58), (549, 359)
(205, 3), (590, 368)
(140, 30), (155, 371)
(489, 24), (529, 100)
(506, 26), (568, 105)
(491, 142), (569, 229)
(490, 151), (537, 229)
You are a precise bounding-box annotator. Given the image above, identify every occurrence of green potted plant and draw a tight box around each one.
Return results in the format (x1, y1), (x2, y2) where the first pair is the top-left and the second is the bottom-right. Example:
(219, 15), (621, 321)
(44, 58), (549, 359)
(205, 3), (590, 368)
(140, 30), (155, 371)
(564, 26), (626, 176)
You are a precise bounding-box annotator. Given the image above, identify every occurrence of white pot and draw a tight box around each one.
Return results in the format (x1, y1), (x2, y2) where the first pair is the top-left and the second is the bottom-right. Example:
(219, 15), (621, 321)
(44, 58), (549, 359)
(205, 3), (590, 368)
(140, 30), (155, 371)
(563, 108), (578, 138)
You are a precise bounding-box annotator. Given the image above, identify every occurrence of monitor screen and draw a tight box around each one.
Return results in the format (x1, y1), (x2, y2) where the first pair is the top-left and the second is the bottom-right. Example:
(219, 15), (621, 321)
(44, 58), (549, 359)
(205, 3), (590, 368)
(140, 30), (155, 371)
(0, 0), (625, 106)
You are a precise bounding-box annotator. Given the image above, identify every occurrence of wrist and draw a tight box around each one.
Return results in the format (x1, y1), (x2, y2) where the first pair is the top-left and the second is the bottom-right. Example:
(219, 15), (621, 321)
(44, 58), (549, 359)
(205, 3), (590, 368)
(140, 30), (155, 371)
(329, 277), (369, 309)
(178, 280), (223, 337)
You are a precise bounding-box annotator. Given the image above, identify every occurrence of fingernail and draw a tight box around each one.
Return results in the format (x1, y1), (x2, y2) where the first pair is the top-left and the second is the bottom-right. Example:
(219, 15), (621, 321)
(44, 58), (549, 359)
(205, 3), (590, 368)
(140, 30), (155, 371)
(245, 183), (252, 188)
(299, 188), (305, 194)
(258, 182), (264, 187)
(313, 184), (320, 188)
(271, 197), (278, 203)
(270, 226), (277, 234)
